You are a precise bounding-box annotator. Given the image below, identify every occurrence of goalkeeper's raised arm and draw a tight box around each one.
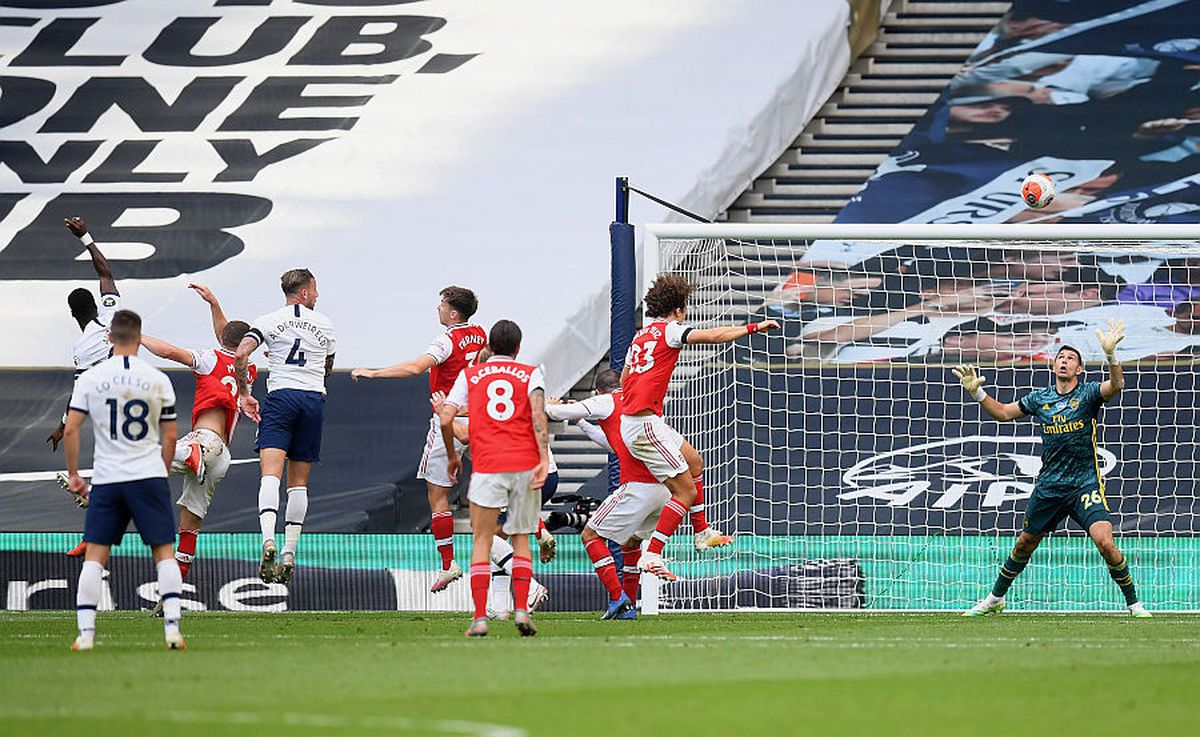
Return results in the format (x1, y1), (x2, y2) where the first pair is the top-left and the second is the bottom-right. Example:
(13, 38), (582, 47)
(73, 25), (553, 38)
(952, 364), (1024, 421)
(1097, 319), (1125, 401)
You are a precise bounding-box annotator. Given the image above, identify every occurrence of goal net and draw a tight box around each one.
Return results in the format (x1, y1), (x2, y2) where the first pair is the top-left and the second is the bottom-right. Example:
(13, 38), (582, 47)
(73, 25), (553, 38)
(637, 223), (1200, 612)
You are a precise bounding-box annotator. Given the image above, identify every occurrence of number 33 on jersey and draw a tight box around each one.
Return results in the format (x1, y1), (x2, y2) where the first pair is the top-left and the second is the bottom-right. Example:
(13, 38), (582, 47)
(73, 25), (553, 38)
(622, 320), (691, 416)
(445, 358), (545, 473)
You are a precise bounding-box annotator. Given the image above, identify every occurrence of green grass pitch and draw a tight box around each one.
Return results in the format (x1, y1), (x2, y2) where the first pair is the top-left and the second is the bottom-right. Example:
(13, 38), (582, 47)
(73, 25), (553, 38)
(2, 611), (1197, 737)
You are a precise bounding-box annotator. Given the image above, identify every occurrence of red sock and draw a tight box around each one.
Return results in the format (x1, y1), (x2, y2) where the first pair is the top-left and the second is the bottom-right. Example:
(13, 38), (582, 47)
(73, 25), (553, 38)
(469, 562), (489, 619)
(584, 537), (623, 600)
(176, 528), (198, 580)
(689, 474), (709, 533)
(647, 499), (688, 556)
(511, 556), (533, 613)
(431, 511), (454, 570)
(621, 546), (641, 603)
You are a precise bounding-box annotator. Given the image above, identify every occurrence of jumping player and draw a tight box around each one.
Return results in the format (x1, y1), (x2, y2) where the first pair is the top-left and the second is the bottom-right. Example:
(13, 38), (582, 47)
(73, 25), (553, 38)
(235, 269), (336, 584)
(440, 320), (549, 637)
(139, 284), (256, 598)
(63, 310), (185, 650)
(351, 286), (494, 592)
(955, 319), (1151, 617)
(621, 275), (779, 581)
(547, 368), (668, 620)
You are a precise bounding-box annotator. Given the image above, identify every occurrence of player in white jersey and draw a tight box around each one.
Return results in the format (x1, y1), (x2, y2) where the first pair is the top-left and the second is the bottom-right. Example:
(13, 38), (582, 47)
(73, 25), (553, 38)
(45, 217), (120, 556)
(235, 269), (336, 584)
(62, 310), (185, 650)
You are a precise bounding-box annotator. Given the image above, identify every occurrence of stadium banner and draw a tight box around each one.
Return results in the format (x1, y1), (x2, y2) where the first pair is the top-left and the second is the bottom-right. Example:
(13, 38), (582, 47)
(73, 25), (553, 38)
(4, 533), (1198, 612)
(834, 0), (1200, 228)
(0, 1), (853, 396)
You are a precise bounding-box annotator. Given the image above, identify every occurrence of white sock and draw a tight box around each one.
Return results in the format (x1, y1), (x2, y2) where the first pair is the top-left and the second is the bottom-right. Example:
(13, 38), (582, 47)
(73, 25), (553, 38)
(77, 560), (102, 635)
(283, 486), (308, 555)
(258, 476), (280, 544)
(490, 535), (514, 575)
(156, 559), (183, 634)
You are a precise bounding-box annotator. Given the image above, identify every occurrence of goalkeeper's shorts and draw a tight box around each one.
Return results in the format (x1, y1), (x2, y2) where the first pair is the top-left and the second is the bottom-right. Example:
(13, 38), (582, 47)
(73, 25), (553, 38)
(619, 414), (688, 482)
(588, 481), (671, 545)
(1022, 486), (1112, 535)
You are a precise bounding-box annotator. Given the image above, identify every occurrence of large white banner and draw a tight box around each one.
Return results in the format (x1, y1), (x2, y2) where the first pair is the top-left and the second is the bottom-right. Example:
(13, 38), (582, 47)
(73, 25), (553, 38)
(0, 0), (850, 393)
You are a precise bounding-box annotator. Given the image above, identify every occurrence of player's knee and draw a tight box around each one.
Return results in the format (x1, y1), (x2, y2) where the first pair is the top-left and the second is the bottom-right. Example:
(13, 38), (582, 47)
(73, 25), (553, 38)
(580, 526), (599, 543)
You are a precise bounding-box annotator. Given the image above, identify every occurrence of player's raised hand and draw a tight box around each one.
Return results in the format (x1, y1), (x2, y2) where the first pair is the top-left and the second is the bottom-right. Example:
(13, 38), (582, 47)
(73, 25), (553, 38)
(350, 368), (373, 382)
(952, 364), (986, 394)
(46, 423), (65, 451)
(64, 217), (87, 237)
(430, 390), (447, 412)
(187, 283), (217, 304)
(756, 319), (781, 332)
(1097, 319), (1125, 356)
(240, 394), (261, 423)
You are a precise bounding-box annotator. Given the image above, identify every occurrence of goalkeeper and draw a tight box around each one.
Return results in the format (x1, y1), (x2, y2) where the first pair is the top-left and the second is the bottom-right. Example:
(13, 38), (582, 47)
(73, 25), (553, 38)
(954, 319), (1150, 617)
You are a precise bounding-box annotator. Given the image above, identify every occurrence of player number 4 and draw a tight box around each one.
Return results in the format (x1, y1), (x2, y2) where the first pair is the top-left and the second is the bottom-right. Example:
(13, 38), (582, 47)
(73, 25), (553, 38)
(285, 338), (307, 366)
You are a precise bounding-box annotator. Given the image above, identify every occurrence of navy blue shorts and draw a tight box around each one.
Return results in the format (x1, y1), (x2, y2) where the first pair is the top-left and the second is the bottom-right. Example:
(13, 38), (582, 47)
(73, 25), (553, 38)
(84, 477), (175, 547)
(499, 471), (558, 526)
(255, 389), (325, 462)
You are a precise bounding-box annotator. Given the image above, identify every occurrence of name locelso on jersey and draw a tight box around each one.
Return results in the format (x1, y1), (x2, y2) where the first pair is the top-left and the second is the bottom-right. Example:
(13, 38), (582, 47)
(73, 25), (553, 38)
(269, 317), (332, 348)
(838, 436), (1118, 509)
(468, 364), (531, 384)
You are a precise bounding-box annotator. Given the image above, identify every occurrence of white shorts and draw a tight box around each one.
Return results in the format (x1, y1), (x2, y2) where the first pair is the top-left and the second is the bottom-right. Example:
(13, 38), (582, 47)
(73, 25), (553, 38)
(467, 470), (541, 535)
(417, 414), (468, 488)
(588, 481), (671, 545)
(619, 414), (688, 482)
(173, 429), (231, 518)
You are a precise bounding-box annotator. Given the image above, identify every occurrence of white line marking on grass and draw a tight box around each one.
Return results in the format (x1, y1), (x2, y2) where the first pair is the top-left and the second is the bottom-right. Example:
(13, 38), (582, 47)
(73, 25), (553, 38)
(0, 708), (526, 737)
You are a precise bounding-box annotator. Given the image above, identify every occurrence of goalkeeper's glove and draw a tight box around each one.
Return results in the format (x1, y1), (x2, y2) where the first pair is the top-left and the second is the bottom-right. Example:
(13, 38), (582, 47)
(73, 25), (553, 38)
(1096, 318), (1125, 363)
(952, 364), (988, 402)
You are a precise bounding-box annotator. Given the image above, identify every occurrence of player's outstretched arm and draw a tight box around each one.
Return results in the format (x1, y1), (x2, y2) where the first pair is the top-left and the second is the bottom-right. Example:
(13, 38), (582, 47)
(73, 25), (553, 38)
(685, 319), (780, 345)
(63, 409), (88, 498)
(351, 354), (436, 381)
(577, 419), (614, 453)
(438, 400), (462, 483)
(140, 335), (196, 369)
(1097, 319), (1126, 401)
(953, 364), (1024, 421)
(187, 283), (228, 343)
(66, 217), (117, 296)
(233, 334), (261, 422)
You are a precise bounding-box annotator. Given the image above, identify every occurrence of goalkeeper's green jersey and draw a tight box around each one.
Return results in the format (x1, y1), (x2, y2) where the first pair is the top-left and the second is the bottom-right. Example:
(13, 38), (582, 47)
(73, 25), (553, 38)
(1017, 380), (1107, 494)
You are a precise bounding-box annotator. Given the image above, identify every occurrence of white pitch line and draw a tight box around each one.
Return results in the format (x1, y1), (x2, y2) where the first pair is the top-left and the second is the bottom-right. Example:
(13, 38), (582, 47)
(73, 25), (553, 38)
(0, 707), (526, 737)
(1, 459), (257, 483)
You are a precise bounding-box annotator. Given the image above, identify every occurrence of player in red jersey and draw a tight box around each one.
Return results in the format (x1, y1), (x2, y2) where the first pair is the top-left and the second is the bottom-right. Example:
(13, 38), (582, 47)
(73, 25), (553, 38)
(139, 284), (256, 600)
(621, 275), (778, 581)
(547, 369), (668, 620)
(440, 320), (549, 637)
(351, 286), (488, 592)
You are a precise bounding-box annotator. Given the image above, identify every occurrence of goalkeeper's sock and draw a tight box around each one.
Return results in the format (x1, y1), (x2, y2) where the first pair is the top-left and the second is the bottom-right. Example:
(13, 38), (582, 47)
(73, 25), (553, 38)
(646, 499), (688, 556)
(175, 528), (198, 580)
(76, 559), (102, 637)
(689, 474), (709, 533)
(511, 556), (533, 614)
(584, 537), (623, 601)
(621, 545), (641, 603)
(431, 511), (455, 570)
(1107, 556), (1139, 605)
(991, 553), (1030, 598)
(469, 563), (490, 619)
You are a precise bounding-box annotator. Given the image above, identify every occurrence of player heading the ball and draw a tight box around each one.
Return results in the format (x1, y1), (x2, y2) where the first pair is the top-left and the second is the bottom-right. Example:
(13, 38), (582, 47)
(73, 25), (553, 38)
(620, 274), (779, 582)
(955, 319), (1150, 617)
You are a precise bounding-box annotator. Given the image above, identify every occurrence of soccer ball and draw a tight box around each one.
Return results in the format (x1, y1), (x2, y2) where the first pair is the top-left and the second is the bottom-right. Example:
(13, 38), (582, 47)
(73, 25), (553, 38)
(1021, 173), (1055, 209)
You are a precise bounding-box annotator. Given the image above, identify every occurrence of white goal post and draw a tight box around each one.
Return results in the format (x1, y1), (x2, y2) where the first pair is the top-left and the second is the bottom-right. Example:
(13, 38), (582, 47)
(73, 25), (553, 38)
(636, 223), (1200, 613)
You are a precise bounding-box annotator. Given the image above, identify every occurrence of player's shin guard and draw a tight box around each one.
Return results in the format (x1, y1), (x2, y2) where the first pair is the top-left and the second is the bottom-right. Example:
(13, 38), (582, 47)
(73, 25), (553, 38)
(156, 559), (183, 634)
(621, 546), (641, 604)
(511, 556), (533, 614)
(991, 553), (1030, 598)
(176, 528), (198, 580)
(470, 562), (490, 620)
(257, 476), (281, 544)
(646, 499), (688, 556)
(431, 511), (455, 570)
(283, 486), (308, 555)
(77, 559), (102, 636)
(584, 537), (623, 601)
(1107, 556), (1139, 605)
(689, 474), (709, 533)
